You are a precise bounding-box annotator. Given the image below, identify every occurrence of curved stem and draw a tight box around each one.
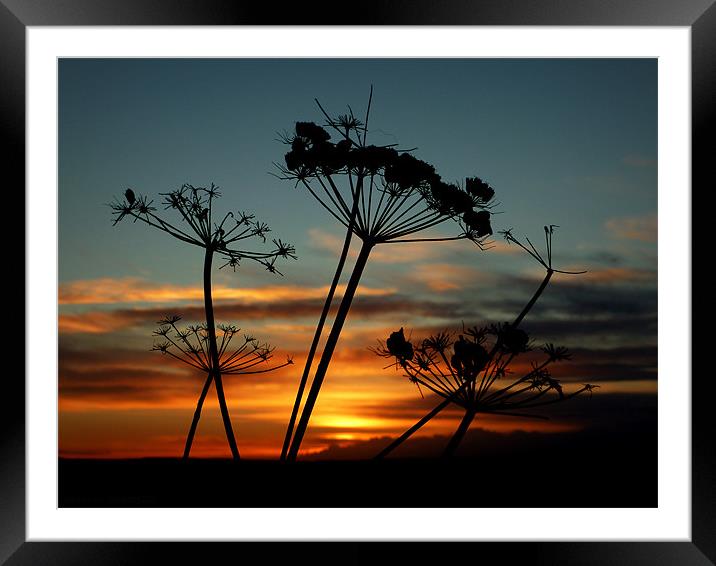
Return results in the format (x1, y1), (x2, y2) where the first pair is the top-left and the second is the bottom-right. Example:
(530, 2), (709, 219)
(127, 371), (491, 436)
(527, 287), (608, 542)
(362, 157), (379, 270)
(287, 241), (374, 461)
(512, 269), (553, 328)
(203, 247), (240, 460)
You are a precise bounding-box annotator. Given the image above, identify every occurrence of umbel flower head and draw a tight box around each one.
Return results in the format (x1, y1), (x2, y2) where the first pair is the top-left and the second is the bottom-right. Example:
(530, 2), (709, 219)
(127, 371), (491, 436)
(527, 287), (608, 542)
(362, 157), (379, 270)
(499, 224), (586, 276)
(151, 315), (293, 376)
(110, 183), (297, 274)
(275, 99), (496, 247)
(374, 325), (595, 415)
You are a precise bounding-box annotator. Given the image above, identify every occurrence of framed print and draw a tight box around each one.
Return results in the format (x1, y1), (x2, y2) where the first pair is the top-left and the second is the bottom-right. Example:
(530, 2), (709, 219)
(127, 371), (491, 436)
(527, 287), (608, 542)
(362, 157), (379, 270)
(5, 1), (711, 565)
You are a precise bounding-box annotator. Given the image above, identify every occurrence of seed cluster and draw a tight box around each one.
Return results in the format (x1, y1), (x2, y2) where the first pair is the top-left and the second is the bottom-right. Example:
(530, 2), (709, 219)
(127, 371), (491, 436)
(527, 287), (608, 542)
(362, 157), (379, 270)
(278, 119), (495, 245)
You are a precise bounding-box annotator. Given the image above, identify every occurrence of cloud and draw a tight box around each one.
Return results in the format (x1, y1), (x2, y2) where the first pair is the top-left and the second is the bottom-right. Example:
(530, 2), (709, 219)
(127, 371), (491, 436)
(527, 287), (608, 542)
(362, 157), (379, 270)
(579, 267), (656, 285)
(59, 277), (396, 305)
(59, 332), (656, 414)
(550, 345), (657, 382)
(59, 269), (658, 368)
(605, 213), (657, 242)
(408, 263), (492, 292)
(407, 263), (657, 293)
(59, 362), (199, 408)
(59, 344), (297, 410)
(60, 310), (139, 334)
(478, 270), (656, 319)
(59, 294), (467, 335)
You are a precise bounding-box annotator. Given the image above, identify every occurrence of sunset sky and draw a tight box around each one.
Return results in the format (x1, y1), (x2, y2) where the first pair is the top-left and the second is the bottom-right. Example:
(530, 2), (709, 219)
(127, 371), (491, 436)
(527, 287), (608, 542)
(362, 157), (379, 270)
(58, 58), (657, 459)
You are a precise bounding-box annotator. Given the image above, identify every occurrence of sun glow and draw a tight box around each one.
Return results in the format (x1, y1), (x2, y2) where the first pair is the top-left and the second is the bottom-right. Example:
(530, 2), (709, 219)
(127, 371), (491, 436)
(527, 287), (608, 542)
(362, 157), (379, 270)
(312, 415), (398, 430)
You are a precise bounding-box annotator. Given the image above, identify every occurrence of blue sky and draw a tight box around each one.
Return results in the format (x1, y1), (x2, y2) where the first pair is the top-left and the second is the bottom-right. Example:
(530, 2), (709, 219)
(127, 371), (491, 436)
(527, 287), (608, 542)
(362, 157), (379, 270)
(59, 58), (656, 285)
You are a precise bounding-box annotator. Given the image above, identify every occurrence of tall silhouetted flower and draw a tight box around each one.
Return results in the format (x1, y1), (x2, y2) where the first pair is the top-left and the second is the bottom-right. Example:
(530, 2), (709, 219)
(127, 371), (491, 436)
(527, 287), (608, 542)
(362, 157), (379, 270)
(110, 184), (296, 459)
(275, 88), (498, 461)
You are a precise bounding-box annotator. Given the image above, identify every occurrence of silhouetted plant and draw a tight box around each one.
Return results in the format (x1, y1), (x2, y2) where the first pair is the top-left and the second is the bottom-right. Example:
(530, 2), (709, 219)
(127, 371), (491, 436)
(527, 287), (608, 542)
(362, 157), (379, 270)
(373, 226), (593, 458)
(275, 89), (497, 461)
(110, 183), (296, 459)
(374, 326), (595, 457)
(152, 316), (293, 458)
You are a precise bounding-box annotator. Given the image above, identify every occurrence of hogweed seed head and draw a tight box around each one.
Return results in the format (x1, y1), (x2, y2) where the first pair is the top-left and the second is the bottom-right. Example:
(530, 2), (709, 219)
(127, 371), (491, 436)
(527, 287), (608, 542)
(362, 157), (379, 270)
(276, 94), (498, 249)
(110, 184), (296, 274)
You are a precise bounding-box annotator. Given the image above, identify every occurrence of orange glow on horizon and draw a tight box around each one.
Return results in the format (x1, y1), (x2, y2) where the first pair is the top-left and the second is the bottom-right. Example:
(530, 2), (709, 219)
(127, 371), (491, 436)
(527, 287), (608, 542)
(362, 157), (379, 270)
(58, 272), (657, 460)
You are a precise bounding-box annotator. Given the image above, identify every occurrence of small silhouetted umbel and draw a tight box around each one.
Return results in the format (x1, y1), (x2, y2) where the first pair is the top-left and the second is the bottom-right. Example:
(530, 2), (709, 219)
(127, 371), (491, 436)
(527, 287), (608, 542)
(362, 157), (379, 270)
(373, 226), (595, 458)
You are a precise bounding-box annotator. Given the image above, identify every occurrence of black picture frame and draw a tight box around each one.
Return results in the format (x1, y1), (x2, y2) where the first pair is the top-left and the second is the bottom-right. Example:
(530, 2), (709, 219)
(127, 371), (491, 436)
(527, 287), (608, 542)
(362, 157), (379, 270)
(4, 1), (709, 564)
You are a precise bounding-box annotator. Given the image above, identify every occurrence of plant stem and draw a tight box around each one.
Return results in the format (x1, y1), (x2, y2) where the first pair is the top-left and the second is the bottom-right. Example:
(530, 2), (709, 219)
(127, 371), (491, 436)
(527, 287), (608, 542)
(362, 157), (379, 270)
(183, 372), (212, 459)
(287, 240), (374, 461)
(442, 408), (476, 458)
(512, 269), (553, 328)
(280, 198), (360, 461)
(373, 388), (467, 459)
(374, 268), (554, 459)
(203, 247), (240, 460)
